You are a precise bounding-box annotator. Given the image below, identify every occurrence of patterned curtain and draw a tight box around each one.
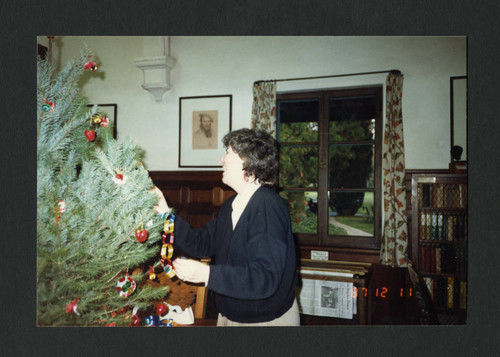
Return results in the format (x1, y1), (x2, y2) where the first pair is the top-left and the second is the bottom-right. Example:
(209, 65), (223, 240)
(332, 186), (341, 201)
(251, 81), (277, 136)
(380, 72), (408, 267)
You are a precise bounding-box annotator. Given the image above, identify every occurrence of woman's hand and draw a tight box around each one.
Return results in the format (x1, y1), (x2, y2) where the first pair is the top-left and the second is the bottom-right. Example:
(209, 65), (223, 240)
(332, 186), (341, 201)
(152, 186), (169, 214)
(173, 258), (210, 284)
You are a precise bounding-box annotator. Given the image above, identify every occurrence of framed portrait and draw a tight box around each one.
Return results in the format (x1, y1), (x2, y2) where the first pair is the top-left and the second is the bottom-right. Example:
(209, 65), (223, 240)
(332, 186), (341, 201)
(87, 103), (117, 139)
(178, 95), (232, 168)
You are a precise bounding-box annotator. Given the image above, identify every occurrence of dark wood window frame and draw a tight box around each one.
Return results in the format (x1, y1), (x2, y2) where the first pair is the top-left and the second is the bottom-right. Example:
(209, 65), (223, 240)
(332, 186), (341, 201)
(277, 85), (383, 252)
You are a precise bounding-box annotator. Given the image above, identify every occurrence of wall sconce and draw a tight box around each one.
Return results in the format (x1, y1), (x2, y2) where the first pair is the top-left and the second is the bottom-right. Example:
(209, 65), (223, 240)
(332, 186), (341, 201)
(134, 55), (176, 102)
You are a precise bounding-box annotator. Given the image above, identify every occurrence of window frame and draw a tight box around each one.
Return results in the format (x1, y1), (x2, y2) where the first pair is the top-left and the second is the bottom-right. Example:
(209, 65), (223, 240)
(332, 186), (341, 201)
(277, 85), (383, 250)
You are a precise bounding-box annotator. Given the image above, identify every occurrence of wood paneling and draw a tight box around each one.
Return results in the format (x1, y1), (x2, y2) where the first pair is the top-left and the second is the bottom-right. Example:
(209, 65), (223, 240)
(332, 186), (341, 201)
(149, 171), (235, 228)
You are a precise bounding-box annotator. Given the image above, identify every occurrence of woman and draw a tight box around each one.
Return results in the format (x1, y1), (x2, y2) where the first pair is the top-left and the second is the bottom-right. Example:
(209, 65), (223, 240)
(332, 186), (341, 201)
(162, 128), (299, 326)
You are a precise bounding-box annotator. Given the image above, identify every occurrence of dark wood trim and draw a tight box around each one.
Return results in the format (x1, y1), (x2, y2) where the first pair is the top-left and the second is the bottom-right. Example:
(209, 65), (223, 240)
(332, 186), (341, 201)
(150, 170), (226, 187)
(298, 245), (380, 264)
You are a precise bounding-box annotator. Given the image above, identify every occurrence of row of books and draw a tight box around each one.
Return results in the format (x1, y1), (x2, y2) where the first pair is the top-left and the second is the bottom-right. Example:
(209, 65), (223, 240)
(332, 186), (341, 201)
(422, 276), (466, 310)
(418, 245), (467, 275)
(419, 183), (467, 208)
(419, 212), (467, 241)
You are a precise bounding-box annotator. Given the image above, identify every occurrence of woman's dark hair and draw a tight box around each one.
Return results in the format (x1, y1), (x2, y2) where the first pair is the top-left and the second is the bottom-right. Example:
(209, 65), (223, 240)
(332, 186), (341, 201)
(222, 128), (278, 186)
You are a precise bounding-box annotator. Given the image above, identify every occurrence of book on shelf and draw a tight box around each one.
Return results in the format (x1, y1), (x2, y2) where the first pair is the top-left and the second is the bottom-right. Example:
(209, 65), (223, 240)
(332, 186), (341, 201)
(447, 277), (454, 309)
(432, 184), (444, 208)
(459, 280), (467, 310)
(435, 247), (441, 273)
(426, 213), (431, 240)
(421, 183), (431, 207)
(447, 215), (454, 241)
(437, 213), (444, 240)
(419, 213), (426, 240)
(420, 276), (466, 310)
(431, 213), (437, 240)
(420, 245), (465, 275)
(443, 183), (468, 208)
(430, 247), (436, 272)
(451, 214), (467, 242)
(444, 184), (454, 208)
(458, 184), (467, 208)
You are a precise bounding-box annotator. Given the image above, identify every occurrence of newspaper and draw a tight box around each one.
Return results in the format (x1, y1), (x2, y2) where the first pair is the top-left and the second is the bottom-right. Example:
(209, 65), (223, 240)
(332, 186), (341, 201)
(298, 279), (355, 319)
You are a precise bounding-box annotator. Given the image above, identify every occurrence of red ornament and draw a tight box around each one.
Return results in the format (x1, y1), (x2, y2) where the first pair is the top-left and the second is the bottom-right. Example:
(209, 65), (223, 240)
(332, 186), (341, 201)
(131, 314), (141, 326)
(135, 228), (149, 243)
(84, 61), (98, 72)
(157, 303), (168, 315)
(66, 296), (80, 316)
(100, 117), (109, 127)
(84, 129), (96, 141)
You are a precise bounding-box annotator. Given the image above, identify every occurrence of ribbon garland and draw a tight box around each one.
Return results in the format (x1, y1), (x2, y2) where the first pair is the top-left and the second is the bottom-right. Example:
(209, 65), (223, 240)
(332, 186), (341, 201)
(160, 213), (176, 278)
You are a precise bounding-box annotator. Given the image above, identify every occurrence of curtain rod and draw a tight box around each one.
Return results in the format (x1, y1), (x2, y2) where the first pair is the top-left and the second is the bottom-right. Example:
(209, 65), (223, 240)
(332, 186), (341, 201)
(254, 69), (401, 85)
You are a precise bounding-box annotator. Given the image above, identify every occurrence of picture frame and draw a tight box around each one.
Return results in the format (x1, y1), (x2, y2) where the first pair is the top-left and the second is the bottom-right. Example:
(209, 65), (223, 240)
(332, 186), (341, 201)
(87, 104), (117, 139)
(178, 95), (232, 168)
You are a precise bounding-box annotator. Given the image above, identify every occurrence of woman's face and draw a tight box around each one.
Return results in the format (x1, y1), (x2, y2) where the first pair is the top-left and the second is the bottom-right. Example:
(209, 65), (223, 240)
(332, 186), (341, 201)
(220, 146), (246, 192)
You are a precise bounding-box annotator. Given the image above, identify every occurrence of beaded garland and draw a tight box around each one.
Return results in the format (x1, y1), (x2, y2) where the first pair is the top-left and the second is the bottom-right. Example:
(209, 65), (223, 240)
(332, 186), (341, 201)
(160, 213), (176, 278)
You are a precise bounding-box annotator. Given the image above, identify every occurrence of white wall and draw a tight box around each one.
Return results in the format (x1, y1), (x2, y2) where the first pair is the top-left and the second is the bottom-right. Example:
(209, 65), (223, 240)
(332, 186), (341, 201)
(43, 36), (466, 171)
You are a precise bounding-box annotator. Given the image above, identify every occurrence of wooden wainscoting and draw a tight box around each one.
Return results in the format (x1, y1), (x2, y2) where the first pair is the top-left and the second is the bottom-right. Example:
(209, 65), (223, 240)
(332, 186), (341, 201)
(149, 171), (235, 228)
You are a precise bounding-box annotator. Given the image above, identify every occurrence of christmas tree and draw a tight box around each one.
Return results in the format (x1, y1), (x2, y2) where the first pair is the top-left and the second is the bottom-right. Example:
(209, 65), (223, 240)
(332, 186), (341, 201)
(37, 47), (169, 326)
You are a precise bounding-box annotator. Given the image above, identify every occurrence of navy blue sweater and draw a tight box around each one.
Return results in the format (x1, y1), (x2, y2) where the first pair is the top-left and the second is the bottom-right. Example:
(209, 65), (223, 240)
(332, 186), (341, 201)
(173, 186), (297, 323)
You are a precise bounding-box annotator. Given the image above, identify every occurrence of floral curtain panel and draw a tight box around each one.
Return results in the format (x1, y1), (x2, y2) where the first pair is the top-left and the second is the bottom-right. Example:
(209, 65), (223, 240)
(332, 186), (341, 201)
(380, 72), (408, 267)
(251, 81), (277, 136)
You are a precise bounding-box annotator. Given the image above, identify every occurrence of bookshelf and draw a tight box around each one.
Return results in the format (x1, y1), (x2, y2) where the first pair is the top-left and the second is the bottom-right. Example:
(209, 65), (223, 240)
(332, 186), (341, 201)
(408, 172), (467, 324)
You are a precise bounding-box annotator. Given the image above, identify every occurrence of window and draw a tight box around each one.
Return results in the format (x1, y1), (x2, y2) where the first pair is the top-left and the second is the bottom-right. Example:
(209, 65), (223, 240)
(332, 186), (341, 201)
(277, 86), (382, 249)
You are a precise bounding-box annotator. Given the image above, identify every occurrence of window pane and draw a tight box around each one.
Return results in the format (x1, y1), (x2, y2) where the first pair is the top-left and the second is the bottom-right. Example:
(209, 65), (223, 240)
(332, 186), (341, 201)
(278, 99), (319, 143)
(329, 95), (376, 142)
(329, 144), (374, 189)
(279, 145), (318, 188)
(328, 191), (374, 236)
(280, 191), (317, 234)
